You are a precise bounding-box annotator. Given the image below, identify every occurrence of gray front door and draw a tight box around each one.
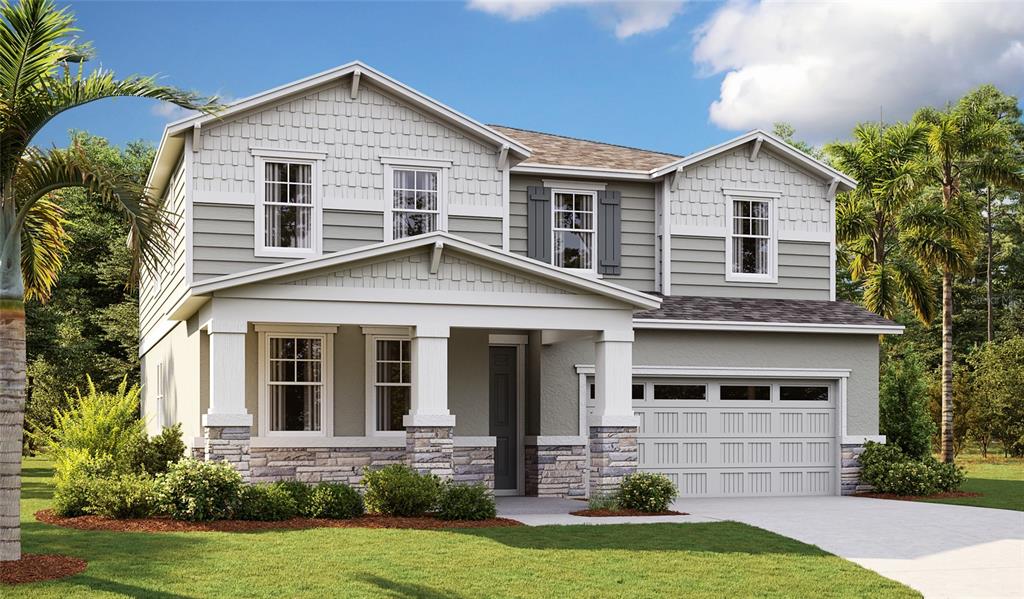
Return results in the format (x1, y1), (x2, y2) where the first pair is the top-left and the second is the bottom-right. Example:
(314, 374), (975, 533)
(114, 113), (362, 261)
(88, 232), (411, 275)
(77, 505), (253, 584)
(489, 346), (518, 491)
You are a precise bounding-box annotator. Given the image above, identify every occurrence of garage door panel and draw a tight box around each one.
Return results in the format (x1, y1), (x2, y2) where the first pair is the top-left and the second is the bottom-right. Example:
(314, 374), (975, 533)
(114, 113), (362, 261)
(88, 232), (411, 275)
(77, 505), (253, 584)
(638, 438), (834, 469)
(640, 467), (835, 497)
(635, 408), (834, 438)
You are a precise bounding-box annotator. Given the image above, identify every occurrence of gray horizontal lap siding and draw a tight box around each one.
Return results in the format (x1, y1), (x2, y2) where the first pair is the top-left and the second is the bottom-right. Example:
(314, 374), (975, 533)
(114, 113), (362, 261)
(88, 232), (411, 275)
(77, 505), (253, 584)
(509, 175), (657, 292)
(139, 156), (188, 342)
(447, 216), (502, 248)
(192, 204), (383, 280)
(670, 236), (831, 299)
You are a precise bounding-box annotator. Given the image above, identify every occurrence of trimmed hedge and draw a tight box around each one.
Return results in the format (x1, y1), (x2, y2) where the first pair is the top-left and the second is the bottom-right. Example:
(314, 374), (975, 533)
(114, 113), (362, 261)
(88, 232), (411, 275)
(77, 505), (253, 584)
(235, 484), (299, 521)
(436, 483), (495, 521)
(305, 483), (364, 519)
(157, 458), (243, 521)
(362, 465), (441, 517)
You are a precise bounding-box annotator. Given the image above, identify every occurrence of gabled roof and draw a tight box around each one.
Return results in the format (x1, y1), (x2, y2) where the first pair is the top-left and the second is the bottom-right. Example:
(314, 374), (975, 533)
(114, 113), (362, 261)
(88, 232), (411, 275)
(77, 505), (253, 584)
(189, 232), (662, 311)
(490, 125), (681, 171)
(650, 129), (856, 190)
(634, 296), (902, 334)
(146, 61), (532, 197)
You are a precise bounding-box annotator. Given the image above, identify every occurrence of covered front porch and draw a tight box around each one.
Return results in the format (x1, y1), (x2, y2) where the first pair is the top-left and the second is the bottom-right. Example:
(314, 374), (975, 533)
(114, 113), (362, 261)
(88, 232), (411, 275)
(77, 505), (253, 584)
(179, 233), (660, 498)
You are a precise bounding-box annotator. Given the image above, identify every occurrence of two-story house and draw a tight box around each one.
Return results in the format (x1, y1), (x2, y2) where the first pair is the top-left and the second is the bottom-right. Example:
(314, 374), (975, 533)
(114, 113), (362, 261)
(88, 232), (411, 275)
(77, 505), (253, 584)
(139, 62), (900, 499)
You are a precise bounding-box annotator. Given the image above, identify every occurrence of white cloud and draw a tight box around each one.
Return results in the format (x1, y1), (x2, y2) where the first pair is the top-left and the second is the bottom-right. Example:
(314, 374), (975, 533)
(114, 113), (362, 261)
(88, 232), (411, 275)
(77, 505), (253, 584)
(150, 101), (196, 121)
(468, 0), (684, 38)
(693, 0), (1024, 142)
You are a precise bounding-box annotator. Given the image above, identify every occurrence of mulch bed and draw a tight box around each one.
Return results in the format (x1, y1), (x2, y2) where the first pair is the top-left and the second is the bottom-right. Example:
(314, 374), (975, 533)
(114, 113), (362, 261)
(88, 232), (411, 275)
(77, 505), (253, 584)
(0, 553), (87, 585)
(853, 491), (983, 502)
(35, 509), (520, 532)
(570, 508), (687, 517)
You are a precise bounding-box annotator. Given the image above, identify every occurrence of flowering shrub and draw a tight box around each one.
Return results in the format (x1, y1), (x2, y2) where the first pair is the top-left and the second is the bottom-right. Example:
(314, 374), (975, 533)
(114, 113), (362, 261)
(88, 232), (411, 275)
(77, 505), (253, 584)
(617, 472), (677, 513)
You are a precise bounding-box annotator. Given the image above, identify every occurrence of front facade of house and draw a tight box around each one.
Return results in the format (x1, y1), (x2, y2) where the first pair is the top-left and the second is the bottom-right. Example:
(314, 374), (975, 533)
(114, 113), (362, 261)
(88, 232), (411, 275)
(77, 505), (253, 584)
(139, 62), (900, 499)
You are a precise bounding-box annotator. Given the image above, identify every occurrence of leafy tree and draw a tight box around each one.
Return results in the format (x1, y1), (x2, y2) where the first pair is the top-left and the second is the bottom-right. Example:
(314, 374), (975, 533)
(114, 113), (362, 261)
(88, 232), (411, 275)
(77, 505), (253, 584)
(963, 337), (1024, 457)
(878, 349), (935, 459)
(771, 121), (825, 160)
(0, 0), (215, 562)
(913, 95), (1024, 463)
(24, 133), (153, 444)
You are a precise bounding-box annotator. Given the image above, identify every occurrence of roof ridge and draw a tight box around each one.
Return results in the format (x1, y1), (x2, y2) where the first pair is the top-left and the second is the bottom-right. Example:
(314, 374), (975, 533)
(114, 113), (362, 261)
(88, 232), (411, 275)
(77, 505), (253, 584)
(488, 124), (683, 159)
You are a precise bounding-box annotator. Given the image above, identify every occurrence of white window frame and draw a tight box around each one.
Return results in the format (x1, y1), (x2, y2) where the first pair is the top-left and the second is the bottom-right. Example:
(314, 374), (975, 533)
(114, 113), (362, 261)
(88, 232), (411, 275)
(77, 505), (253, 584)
(253, 150), (324, 259)
(550, 188), (598, 273)
(382, 158), (450, 242)
(363, 326), (413, 438)
(724, 190), (778, 283)
(154, 361), (166, 429)
(256, 325), (335, 438)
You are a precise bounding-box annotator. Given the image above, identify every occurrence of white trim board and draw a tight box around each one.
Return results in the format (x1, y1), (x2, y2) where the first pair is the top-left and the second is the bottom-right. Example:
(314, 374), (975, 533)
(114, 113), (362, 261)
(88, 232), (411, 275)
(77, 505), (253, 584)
(632, 319), (904, 335)
(574, 364), (853, 379)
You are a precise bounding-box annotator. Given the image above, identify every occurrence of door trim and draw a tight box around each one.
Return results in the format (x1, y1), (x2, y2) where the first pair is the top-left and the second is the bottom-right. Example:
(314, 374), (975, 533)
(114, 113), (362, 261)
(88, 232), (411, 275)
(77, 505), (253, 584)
(489, 337), (526, 496)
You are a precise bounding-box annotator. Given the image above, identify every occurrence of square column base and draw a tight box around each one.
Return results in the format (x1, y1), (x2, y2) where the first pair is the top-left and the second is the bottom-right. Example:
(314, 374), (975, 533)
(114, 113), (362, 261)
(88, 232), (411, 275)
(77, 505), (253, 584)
(405, 426), (454, 480)
(204, 425), (251, 482)
(588, 426), (638, 497)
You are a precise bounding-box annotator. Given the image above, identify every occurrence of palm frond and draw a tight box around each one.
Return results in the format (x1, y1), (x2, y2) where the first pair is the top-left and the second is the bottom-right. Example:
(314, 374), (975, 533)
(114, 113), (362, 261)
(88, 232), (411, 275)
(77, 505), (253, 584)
(19, 195), (66, 301)
(860, 262), (900, 319)
(890, 254), (936, 323)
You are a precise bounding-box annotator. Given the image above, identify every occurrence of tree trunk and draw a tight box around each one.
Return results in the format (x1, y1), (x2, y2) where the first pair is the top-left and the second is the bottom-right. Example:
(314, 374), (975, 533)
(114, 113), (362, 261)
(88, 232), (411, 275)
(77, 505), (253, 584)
(0, 204), (26, 562)
(940, 268), (955, 464)
(986, 188), (993, 342)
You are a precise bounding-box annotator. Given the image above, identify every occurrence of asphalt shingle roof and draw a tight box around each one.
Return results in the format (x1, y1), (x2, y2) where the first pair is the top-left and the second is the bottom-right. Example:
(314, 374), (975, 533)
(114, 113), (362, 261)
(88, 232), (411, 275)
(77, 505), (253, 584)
(636, 296), (899, 327)
(489, 125), (681, 171)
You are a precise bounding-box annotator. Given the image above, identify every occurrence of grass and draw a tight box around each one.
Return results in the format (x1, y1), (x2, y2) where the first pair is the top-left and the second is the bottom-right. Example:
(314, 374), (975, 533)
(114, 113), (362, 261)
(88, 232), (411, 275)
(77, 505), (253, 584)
(7, 456), (919, 598)
(917, 453), (1024, 512)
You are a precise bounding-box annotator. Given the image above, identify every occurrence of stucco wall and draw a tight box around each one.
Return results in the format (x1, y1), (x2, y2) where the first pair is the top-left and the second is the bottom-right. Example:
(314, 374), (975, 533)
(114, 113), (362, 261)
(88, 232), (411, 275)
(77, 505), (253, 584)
(537, 330), (880, 437)
(140, 319), (203, 445)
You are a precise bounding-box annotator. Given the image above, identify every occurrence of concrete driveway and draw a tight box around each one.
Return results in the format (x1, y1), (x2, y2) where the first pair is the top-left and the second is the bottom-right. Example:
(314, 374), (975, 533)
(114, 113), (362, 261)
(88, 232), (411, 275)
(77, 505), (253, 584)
(677, 496), (1024, 599)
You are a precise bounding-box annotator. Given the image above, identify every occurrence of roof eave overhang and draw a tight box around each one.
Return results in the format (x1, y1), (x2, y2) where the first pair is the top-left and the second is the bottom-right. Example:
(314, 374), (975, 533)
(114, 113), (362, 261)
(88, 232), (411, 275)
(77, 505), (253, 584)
(632, 318), (903, 335)
(649, 129), (856, 191)
(511, 162), (654, 181)
(184, 232), (661, 315)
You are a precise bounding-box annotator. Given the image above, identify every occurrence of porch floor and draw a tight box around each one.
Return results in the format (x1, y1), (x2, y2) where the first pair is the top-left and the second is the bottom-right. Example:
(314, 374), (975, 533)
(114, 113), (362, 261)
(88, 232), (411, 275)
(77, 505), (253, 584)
(494, 497), (715, 526)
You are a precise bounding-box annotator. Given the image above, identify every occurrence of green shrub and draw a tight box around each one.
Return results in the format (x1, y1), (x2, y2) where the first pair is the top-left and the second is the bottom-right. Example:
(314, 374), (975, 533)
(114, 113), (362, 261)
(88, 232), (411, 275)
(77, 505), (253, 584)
(140, 424), (187, 475)
(157, 458), (243, 521)
(85, 473), (160, 519)
(436, 483), (496, 521)
(305, 483), (364, 519)
(31, 377), (147, 479)
(874, 460), (939, 496)
(879, 352), (935, 459)
(929, 459), (966, 492)
(587, 492), (619, 511)
(273, 481), (314, 514)
(858, 441), (907, 486)
(51, 452), (116, 517)
(362, 465), (440, 517)
(235, 484), (298, 521)
(617, 472), (677, 513)
(53, 477), (95, 517)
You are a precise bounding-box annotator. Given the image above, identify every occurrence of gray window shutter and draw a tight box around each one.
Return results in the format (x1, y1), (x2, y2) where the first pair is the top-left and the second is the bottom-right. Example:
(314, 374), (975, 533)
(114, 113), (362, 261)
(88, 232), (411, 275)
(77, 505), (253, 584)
(598, 190), (622, 275)
(527, 186), (551, 263)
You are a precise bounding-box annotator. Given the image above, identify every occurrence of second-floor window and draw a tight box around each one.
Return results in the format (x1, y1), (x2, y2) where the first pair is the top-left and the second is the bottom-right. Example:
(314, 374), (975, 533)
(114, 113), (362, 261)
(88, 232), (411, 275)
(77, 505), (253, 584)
(552, 190), (596, 270)
(254, 151), (323, 258)
(728, 196), (775, 280)
(392, 168), (439, 239)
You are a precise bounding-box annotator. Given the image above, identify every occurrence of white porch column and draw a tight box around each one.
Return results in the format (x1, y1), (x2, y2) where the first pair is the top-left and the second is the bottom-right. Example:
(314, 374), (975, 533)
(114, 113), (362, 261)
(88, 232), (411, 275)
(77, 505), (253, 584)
(589, 328), (639, 496)
(202, 319), (252, 478)
(403, 324), (455, 478)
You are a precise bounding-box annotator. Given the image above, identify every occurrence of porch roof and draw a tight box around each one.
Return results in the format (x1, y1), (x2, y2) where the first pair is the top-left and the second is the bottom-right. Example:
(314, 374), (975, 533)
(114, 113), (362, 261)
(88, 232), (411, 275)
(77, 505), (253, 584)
(187, 232), (662, 312)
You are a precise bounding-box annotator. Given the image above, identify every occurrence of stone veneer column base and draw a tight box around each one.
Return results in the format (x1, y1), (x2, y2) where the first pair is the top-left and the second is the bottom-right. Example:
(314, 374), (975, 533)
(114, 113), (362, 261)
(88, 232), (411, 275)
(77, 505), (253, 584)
(453, 446), (495, 489)
(525, 445), (586, 498)
(204, 426), (251, 481)
(841, 444), (873, 495)
(406, 426), (454, 480)
(589, 426), (638, 497)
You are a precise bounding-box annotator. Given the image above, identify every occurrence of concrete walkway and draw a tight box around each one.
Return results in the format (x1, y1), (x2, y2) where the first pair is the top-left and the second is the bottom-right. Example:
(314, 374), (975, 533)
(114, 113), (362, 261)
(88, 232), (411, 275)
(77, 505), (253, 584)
(496, 495), (1024, 599)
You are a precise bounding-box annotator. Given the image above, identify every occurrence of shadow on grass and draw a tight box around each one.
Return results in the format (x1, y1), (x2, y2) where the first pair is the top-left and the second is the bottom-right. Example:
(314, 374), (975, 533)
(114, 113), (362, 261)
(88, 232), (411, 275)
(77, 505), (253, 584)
(451, 521), (828, 555)
(68, 576), (201, 599)
(355, 574), (469, 599)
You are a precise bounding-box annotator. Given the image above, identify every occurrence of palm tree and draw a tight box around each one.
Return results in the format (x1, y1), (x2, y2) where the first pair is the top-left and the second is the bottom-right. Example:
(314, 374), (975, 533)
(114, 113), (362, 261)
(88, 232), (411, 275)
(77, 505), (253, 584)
(913, 97), (1024, 463)
(825, 121), (954, 322)
(0, 0), (216, 562)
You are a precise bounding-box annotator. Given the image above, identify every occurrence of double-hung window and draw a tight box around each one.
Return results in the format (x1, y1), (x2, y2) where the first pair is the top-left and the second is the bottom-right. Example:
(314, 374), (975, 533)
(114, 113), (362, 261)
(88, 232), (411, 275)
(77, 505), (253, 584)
(259, 331), (333, 435)
(726, 194), (776, 281)
(254, 149), (324, 258)
(372, 338), (411, 432)
(552, 191), (596, 270)
(391, 168), (440, 239)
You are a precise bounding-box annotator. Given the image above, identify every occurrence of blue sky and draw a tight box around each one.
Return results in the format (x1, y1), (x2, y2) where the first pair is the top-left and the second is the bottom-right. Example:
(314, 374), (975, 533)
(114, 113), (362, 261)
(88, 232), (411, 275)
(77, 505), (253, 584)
(36, 1), (1024, 155)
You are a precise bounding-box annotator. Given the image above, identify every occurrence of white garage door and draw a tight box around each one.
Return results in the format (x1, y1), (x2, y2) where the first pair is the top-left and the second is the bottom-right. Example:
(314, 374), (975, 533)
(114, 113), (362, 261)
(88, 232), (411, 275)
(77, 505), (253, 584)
(631, 379), (837, 497)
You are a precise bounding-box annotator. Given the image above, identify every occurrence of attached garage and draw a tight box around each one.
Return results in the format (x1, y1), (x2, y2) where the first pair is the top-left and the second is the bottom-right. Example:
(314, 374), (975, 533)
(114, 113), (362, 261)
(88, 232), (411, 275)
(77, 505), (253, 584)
(631, 376), (838, 497)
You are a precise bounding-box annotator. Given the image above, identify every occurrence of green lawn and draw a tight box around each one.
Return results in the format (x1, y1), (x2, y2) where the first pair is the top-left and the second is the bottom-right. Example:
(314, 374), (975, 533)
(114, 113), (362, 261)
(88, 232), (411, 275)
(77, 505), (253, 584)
(918, 455), (1024, 512)
(7, 457), (918, 598)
